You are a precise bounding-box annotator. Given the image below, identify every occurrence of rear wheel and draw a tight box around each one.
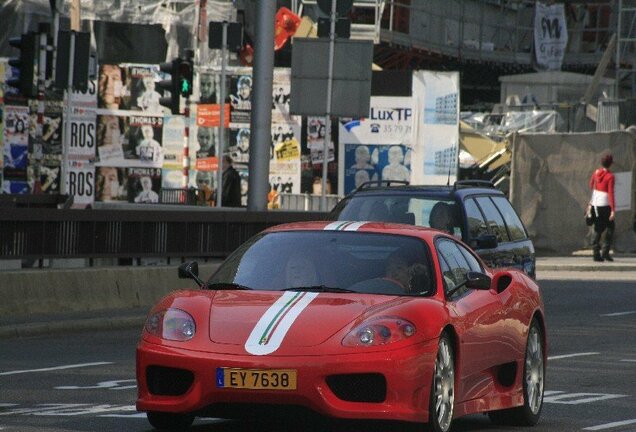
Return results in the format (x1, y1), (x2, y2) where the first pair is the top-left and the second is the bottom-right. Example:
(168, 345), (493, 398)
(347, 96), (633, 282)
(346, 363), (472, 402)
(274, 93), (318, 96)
(428, 333), (455, 432)
(147, 411), (195, 431)
(489, 319), (544, 426)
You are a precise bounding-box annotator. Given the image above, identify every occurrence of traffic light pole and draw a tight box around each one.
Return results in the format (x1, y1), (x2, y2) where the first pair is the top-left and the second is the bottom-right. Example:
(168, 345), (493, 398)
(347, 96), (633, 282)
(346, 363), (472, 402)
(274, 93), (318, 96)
(321, 0), (338, 211)
(183, 98), (191, 190)
(61, 31), (76, 196)
(34, 26), (50, 194)
(216, 22), (228, 208)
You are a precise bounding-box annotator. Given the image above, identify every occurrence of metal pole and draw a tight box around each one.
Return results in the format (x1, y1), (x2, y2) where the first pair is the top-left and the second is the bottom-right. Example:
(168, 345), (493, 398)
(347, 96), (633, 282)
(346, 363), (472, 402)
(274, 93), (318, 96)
(615, 0), (623, 98)
(61, 31), (75, 196)
(34, 25), (50, 194)
(216, 22), (227, 208)
(247, 1), (276, 211)
(321, 0), (337, 211)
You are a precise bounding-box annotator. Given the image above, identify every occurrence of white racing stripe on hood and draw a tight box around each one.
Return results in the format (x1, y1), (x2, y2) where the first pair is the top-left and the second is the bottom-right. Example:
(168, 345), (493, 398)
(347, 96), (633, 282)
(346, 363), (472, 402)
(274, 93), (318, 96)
(245, 291), (319, 356)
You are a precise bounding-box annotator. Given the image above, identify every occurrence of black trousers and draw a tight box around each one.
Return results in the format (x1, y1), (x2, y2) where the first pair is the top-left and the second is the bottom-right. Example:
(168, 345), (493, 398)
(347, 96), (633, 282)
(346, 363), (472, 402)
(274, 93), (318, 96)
(592, 206), (615, 256)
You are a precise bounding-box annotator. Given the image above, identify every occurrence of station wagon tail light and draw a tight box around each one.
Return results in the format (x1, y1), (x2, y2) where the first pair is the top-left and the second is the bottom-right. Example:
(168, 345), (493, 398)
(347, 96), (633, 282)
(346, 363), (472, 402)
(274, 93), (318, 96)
(342, 316), (416, 347)
(145, 308), (196, 341)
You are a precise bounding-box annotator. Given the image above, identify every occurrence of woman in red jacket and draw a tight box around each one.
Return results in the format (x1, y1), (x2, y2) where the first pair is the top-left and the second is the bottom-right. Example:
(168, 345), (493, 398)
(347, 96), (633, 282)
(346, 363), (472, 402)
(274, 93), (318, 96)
(587, 154), (615, 262)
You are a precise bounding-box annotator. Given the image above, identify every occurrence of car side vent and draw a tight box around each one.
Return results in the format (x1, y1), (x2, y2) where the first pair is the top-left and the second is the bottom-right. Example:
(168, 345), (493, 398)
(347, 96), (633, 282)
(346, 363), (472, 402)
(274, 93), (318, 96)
(497, 275), (512, 293)
(146, 365), (194, 396)
(326, 373), (386, 402)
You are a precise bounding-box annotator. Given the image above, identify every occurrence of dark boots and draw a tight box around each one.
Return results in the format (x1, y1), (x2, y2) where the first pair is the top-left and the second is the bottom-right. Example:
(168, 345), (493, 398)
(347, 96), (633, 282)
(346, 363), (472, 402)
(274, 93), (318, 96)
(593, 250), (604, 262)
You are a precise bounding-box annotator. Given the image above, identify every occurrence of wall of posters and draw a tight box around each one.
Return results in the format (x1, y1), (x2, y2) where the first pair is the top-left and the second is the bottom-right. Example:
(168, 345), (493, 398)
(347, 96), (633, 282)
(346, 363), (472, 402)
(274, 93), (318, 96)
(2, 105), (30, 193)
(412, 71), (460, 185)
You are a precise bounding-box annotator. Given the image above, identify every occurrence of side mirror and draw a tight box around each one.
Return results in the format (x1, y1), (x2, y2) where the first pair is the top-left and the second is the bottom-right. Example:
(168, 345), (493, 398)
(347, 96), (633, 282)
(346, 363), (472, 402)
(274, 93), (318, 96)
(464, 271), (492, 290)
(475, 234), (498, 249)
(178, 261), (205, 288)
(446, 271), (492, 297)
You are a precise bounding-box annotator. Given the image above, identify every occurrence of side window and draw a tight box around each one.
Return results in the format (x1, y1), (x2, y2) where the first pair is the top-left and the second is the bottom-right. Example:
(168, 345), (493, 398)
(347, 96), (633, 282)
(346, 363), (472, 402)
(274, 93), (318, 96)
(436, 238), (472, 297)
(457, 242), (483, 272)
(475, 196), (511, 242)
(464, 198), (489, 239)
(492, 196), (527, 241)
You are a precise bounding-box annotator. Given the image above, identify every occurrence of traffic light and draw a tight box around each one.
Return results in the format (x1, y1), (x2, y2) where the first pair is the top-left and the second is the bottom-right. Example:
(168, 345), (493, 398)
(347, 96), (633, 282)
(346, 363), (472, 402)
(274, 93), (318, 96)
(158, 57), (182, 114)
(177, 56), (193, 98)
(7, 32), (38, 98)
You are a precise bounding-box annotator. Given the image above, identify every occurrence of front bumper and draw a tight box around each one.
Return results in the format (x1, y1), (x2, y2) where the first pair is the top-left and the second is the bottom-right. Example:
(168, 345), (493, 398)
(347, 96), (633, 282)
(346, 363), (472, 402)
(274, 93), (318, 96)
(136, 338), (437, 423)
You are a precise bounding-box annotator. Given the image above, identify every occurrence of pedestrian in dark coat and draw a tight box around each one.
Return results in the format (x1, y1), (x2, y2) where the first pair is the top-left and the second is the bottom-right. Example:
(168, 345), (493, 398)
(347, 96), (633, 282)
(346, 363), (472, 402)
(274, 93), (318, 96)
(222, 155), (242, 207)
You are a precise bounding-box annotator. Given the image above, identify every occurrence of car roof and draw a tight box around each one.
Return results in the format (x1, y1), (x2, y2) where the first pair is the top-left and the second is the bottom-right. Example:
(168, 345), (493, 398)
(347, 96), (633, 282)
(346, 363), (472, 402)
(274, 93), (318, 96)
(345, 184), (505, 200)
(265, 220), (445, 241)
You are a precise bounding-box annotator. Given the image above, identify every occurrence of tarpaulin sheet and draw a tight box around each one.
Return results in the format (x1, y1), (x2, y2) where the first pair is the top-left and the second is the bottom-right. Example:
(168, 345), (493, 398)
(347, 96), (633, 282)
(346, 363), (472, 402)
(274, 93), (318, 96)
(510, 132), (636, 255)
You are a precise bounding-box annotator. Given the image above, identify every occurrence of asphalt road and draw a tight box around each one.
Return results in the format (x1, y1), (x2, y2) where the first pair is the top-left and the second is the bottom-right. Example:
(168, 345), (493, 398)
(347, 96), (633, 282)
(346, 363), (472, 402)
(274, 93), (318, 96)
(1, 273), (635, 432)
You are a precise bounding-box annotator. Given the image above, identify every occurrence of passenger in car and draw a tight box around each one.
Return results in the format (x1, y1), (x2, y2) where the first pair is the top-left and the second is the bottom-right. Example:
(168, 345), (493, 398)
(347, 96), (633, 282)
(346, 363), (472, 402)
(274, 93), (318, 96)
(429, 202), (458, 235)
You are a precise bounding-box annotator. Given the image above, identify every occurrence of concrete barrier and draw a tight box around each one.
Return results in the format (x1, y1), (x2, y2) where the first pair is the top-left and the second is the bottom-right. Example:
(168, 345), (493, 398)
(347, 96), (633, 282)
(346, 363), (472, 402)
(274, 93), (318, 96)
(0, 262), (222, 317)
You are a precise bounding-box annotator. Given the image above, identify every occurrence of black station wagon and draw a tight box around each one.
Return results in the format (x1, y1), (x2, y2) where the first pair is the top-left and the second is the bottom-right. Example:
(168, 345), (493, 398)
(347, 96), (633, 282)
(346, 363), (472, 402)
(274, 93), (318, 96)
(328, 180), (536, 278)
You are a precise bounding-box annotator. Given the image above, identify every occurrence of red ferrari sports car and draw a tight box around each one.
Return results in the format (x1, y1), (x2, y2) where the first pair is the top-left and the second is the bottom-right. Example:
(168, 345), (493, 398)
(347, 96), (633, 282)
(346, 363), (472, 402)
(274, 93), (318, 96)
(136, 221), (547, 431)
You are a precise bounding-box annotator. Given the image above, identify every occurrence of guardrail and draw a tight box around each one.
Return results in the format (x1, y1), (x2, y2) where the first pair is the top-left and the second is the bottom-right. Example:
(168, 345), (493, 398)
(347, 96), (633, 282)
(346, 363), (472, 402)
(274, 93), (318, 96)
(0, 208), (327, 261)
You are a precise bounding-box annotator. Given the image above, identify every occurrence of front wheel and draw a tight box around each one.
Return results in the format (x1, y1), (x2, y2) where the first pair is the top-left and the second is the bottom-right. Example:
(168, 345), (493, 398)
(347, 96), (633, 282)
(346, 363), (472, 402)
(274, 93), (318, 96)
(147, 411), (195, 431)
(428, 333), (455, 432)
(489, 318), (545, 426)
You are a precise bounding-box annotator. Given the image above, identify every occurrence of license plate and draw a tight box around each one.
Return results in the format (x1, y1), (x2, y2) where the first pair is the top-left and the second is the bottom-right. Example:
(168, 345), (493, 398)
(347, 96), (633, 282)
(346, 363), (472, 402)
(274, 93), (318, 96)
(216, 368), (297, 390)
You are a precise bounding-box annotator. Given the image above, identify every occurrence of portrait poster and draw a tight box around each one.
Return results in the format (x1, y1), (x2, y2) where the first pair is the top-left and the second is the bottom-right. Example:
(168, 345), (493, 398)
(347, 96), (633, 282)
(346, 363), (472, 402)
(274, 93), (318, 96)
(161, 115), (185, 170)
(94, 166), (128, 202)
(95, 113), (128, 165)
(412, 70), (459, 185)
(228, 126), (251, 164)
(269, 160), (301, 195)
(124, 114), (164, 167)
(97, 63), (131, 110)
(342, 144), (411, 194)
(229, 73), (252, 125)
(271, 68), (293, 124)
(198, 72), (218, 104)
(67, 159), (95, 208)
(127, 167), (161, 204)
(2, 105), (30, 181)
(193, 125), (220, 172)
(128, 65), (164, 114)
(306, 117), (326, 150)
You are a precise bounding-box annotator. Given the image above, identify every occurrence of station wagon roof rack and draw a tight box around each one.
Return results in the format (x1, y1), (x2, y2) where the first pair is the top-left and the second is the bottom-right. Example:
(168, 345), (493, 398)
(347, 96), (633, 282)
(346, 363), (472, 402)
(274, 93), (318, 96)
(354, 180), (410, 192)
(453, 179), (495, 190)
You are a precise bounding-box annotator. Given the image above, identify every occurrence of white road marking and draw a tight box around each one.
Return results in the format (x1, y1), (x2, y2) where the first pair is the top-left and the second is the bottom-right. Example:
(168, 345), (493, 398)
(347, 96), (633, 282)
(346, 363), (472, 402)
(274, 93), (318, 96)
(100, 413), (146, 419)
(583, 419), (636, 430)
(600, 311), (636, 317)
(543, 392), (627, 405)
(548, 352), (600, 360)
(620, 359), (636, 362)
(55, 379), (136, 390)
(0, 362), (113, 376)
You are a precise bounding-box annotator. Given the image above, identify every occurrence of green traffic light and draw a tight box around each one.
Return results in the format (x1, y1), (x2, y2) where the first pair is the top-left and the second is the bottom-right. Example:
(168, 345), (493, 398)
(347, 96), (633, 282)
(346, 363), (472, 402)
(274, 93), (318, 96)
(180, 78), (191, 96)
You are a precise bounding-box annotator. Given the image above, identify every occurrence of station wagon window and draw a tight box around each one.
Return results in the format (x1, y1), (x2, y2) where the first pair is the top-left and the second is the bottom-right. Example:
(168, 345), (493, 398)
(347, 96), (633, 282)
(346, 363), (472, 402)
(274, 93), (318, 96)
(475, 197), (510, 242)
(464, 198), (489, 239)
(492, 196), (527, 241)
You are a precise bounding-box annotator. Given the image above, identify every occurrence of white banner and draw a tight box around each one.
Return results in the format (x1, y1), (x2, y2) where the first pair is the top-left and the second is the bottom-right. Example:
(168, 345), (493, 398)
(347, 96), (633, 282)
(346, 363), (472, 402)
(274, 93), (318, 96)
(68, 107), (97, 159)
(67, 159), (95, 208)
(534, 2), (568, 71)
(412, 70), (460, 185)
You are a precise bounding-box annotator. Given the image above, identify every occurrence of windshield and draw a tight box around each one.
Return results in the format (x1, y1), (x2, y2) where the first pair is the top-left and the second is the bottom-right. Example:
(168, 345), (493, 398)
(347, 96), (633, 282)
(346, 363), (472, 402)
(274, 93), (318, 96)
(208, 231), (434, 296)
(335, 195), (464, 239)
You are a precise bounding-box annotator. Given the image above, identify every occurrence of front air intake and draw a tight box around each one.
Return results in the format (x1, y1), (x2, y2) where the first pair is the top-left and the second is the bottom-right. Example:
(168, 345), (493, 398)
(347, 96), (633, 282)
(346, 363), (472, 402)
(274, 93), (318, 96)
(326, 373), (386, 402)
(146, 365), (194, 396)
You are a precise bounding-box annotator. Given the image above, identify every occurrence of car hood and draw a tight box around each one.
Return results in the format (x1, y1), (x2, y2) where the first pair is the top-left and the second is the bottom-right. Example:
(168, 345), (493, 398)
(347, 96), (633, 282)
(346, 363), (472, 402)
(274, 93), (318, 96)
(209, 290), (409, 351)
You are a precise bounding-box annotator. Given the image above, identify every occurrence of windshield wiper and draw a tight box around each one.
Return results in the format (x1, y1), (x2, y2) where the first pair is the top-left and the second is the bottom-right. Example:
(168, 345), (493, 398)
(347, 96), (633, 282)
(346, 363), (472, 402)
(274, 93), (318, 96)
(282, 285), (356, 293)
(206, 282), (252, 291)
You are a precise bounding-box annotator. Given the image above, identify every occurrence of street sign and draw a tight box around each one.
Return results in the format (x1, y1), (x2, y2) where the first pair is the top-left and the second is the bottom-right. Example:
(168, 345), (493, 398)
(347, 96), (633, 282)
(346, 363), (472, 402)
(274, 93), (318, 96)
(290, 38), (372, 118)
(209, 22), (243, 52)
(55, 31), (90, 92)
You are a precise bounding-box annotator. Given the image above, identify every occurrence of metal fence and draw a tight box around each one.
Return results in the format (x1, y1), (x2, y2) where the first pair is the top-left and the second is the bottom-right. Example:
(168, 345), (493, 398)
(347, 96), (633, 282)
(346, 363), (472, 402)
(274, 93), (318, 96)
(0, 208), (327, 261)
(278, 193), (342, 211)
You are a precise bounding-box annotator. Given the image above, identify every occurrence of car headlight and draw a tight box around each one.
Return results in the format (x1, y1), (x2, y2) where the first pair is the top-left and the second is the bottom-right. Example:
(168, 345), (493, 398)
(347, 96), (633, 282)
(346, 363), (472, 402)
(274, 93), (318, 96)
(145, 308), (196, 341)
(342, 316), (416, 347)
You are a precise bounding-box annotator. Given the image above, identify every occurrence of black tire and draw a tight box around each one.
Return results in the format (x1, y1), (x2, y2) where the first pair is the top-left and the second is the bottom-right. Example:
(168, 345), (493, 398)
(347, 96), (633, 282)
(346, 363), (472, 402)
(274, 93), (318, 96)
(147, 411), (195, 431)
(428, 333), (455, 432)
(488, 319), (545, 426)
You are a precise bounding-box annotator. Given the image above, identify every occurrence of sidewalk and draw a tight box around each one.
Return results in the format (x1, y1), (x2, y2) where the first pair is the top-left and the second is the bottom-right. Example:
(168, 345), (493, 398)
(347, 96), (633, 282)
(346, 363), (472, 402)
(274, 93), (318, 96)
(1, 255), (634, 339)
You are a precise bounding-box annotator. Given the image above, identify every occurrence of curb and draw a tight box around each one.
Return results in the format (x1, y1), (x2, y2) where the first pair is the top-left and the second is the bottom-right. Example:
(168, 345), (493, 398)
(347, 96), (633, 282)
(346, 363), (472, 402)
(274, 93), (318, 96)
(0, 314), (147, 339)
